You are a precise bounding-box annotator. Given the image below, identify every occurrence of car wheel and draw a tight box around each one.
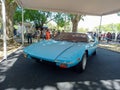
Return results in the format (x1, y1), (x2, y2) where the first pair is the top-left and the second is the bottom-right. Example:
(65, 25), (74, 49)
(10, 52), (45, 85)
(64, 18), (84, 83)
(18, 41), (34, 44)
(93, 50), (96, 55)
(74, 53), (87, 73)
(35, 59), (41, 63)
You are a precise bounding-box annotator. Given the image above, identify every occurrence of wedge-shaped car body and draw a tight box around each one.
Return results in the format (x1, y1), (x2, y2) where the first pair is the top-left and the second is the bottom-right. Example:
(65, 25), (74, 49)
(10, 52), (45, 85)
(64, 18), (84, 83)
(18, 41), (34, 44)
(23, 33), (98, 72)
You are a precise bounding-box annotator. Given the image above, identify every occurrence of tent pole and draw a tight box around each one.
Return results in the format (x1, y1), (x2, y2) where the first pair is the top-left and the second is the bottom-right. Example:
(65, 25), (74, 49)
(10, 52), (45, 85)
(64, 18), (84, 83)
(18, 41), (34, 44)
(1, 0), (7, 60)
(22, 8), (24, 46)
(98, 16), (102, 33)
(97, 16), (102, 41)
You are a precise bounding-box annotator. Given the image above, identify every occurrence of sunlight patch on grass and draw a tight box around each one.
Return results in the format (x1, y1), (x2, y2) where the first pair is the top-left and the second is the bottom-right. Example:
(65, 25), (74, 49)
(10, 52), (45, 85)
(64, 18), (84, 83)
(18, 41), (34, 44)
(98, 44), (120, 53)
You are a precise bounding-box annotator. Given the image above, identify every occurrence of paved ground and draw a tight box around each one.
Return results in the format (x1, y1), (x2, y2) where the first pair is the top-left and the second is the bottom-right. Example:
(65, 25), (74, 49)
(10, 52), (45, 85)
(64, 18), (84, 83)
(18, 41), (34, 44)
(0, 47), (120, 90)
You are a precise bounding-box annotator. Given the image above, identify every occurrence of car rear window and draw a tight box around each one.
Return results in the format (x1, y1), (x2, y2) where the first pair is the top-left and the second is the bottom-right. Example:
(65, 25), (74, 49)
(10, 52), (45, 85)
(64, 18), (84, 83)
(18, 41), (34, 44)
(54, 33), (88, 42)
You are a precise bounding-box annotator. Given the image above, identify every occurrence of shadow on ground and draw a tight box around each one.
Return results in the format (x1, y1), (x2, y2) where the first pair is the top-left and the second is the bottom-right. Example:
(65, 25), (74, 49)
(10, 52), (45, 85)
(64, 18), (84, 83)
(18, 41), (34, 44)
(0, 48), (120, 90)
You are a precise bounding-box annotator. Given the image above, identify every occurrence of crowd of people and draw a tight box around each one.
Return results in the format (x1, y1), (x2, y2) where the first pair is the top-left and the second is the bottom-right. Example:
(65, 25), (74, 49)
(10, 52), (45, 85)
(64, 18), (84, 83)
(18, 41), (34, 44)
(87, 31), (120, 43)
(96, 32), (120, 43)
(13, 23), (64, 44)
(13, 23), (120, 44)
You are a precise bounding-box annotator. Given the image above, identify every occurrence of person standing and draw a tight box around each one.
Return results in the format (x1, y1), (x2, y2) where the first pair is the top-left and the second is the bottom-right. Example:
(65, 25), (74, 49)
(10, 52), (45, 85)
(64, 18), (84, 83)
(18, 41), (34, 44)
(106, 32), (112, 43)
(13, 24), (18, 38)
(36, 27), (41, 42)
(41, 28), (46, 40)
(117, 33), (120, 43)
(46, 29), (50, 40)
(27, 26), (34, 44)
(17, 23), (22, 38)
(98, 32), (101, 41)
(17, 22), (26, 39)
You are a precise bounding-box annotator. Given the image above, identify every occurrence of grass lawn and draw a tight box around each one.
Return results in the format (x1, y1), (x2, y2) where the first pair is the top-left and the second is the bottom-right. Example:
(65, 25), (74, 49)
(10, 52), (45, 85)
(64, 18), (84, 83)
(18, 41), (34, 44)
(98, 43), (120, 53)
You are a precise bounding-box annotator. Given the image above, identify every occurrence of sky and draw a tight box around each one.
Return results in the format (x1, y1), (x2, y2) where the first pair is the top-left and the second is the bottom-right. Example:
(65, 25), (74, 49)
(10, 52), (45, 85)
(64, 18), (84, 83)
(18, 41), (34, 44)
(78, 13), (120, 30)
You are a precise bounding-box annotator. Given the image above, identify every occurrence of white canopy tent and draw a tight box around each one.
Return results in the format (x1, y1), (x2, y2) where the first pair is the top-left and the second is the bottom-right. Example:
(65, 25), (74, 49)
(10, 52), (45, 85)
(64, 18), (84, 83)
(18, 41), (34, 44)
(16, 0), (120, 16)
(1, 0), (120, 60)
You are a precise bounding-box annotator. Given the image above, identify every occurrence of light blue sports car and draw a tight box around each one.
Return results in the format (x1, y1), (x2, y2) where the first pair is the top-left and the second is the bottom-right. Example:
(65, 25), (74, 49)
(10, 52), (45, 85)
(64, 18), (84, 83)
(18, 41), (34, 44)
(23, 33), (98, 72)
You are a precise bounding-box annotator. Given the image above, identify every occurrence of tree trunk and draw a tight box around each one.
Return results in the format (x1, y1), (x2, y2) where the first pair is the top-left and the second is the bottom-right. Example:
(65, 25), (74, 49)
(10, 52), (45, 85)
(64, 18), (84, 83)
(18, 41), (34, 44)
(5, 0), (17, 39)
(71, 14), (82, 33)
(72, 21), (78, 33)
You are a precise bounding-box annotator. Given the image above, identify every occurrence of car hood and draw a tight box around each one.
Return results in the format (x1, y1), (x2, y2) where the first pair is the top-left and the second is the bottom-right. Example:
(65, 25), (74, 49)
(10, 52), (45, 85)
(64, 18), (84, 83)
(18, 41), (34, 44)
(24, 40), (85, 61)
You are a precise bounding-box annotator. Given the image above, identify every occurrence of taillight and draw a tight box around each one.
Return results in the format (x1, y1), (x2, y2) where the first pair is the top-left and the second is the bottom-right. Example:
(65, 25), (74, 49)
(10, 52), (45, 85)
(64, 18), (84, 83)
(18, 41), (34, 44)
(60, 64), (67, 68)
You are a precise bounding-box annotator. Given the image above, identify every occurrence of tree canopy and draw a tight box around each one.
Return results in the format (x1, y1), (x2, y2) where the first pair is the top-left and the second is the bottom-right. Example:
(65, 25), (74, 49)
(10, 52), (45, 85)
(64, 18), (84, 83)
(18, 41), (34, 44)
(14, 9), (53, 28)
(54, 13), (70, 30)
(95, 23), (120, 33)
(14, 9), (84, 32)
(0, 0), (85, 40)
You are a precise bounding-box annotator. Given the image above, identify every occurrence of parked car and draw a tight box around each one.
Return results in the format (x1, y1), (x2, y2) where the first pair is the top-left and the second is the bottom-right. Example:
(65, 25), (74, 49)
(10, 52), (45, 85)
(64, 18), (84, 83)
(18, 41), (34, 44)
(23, 32), (98, 72)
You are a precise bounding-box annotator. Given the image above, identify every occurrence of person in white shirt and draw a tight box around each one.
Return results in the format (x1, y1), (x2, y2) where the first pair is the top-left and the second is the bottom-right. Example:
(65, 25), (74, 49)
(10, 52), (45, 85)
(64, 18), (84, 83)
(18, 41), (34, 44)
(98, 32), (101, 41)
(17, 22), (26, 38)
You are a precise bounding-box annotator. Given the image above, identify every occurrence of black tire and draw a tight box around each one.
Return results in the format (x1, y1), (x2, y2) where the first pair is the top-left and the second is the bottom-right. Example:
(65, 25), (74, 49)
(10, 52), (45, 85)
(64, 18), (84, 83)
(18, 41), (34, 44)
(74, 53), (87, 73)
(35, 59), (41, 63)
(93, 50), (96, 55)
